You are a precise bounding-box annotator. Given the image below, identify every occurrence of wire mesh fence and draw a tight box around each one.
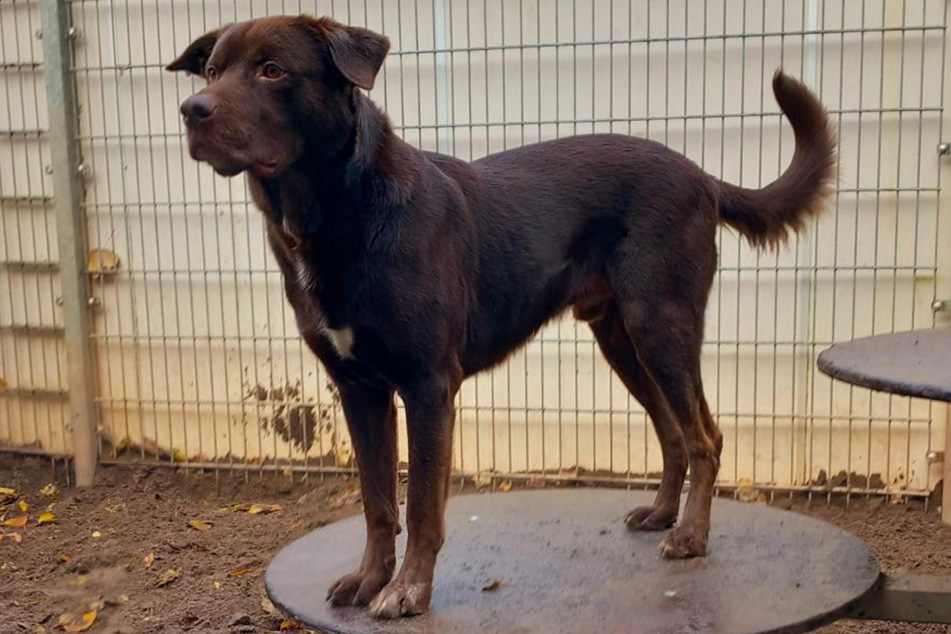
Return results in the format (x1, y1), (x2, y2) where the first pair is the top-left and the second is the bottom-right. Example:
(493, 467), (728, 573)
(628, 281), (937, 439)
(0, 0), (71, 460)
(1, 0), (949, 499)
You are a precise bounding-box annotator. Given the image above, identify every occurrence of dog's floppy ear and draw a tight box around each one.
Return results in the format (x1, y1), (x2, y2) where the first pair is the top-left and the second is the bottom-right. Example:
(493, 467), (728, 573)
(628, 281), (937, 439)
(166, 28), (223, 76)
(306, 17), (390, 91)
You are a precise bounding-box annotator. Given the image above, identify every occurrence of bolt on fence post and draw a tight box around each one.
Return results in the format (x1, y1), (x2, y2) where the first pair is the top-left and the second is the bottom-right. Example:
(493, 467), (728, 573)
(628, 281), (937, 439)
(41, 0), (99, 487)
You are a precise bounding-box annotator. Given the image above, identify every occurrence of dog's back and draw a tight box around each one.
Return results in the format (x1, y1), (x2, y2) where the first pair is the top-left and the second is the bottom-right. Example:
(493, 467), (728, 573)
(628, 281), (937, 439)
(437, 71), (834, 375)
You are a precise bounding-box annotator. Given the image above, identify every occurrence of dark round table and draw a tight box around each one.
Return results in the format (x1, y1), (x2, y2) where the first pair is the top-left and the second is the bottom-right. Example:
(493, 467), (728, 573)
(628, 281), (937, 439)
(266, 489), (880, 634)
(817, 329), (951, 403)
(818, 327), (951, 531)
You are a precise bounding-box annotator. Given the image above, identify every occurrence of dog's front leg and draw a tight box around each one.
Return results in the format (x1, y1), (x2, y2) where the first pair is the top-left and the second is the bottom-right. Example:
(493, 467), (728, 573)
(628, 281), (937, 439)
(327, 383), (399, 607)
(369, 374), (457, 619)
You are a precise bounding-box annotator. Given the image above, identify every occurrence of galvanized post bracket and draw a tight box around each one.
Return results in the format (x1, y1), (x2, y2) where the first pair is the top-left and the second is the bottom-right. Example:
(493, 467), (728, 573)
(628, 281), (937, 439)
(852, 573), (951, 624)
(40, 0), (99, 487)
(945, 404), (951, 526)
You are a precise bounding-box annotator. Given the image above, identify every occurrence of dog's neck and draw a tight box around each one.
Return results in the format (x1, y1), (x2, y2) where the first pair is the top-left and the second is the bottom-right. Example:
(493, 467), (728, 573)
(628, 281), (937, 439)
(249, 90), (418, 247)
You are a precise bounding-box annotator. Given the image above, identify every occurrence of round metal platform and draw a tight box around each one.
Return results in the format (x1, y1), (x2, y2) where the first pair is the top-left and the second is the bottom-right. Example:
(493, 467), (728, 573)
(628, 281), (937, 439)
(817, 329), (951, 403)
(266, 489), (880, 634)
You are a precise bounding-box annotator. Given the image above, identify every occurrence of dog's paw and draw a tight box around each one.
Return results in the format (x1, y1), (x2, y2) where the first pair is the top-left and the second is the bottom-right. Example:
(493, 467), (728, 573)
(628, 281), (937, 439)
(659, 523), (708, 559)
(624, 506), (677, 531)
(327, 568), (391, 607)
(368, 580), (431, 619)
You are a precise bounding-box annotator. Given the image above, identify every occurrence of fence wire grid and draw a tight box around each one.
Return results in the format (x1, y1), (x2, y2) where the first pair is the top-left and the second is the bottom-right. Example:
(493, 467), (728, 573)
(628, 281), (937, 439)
(1, 0), (950, 500)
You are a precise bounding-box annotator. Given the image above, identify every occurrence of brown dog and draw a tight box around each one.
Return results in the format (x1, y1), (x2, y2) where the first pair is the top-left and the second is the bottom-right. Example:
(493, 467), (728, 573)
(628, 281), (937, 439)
(168, 15), (835, 619)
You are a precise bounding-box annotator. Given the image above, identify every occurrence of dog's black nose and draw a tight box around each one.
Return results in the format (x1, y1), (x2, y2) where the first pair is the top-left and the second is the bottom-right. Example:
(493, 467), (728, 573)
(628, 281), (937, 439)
(180, 95), (216, 125)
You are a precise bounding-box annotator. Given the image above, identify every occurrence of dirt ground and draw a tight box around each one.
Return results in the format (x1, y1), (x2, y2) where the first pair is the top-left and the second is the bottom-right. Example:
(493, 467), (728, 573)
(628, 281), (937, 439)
(1, 455), (949, 634)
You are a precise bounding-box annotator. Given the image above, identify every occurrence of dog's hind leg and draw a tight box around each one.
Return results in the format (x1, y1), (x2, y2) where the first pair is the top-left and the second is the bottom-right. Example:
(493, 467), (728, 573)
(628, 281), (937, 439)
(606, 209), (721, 556)
(613, 295), (720, 558)
(584, 302), (687, 531)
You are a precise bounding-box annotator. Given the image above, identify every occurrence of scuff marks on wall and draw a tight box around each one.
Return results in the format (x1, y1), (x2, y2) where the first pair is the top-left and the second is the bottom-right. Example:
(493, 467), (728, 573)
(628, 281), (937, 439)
(245, 380), (340, 456)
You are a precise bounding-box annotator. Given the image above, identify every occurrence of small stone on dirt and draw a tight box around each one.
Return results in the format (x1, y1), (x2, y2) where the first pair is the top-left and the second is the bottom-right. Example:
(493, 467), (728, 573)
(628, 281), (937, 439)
(773, 497), (794, 511)
(481, 578), (501, 592)
(229, 613), (252, 626)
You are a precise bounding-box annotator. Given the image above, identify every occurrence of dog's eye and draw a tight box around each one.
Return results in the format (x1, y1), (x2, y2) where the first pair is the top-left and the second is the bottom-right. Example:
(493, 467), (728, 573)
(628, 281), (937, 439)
(262, 62), (285, 80)
(205, 66), (218, 82)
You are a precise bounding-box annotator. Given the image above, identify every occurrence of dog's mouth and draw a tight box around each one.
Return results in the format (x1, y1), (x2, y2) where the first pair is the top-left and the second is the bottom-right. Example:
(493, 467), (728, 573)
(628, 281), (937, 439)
(252, 160), (281, 178)
(187, 135), (241, 174)
(186, 125), (288, 179)
(188, 137), (282, 178)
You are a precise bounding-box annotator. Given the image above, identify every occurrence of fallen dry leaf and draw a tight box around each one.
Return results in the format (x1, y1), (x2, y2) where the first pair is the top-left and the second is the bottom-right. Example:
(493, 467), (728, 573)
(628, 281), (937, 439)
(68, 575), (88, 587)
(280, 620), (301, 631)
(0, 487), (16, 506)
(56, 609), (96, 632)
(40, 483), (58, 501)
(4, 515), (28, 528)
(90, 531), (101, 539)
(86, 248), (120, 278)
(58, 554), (71, 565)
(260, 595), (276, 614)
(247, 503), (283, 515)
(37, 512), (55, 526)
(18, 500), (29, 512)
(498, 481), (513, 493)
(228, 567), (259, 578)
(10, 532), (22, 543)
(172, 448), (186, 463)
(481, 578), (502, 592)
(735, 478), (759, 503)
(188, 519), (212, 532)
(156, 568), (181, 587)
(143, 552), (155, 569)
(472, 472), (493, 488)
(328, 489), (362, 510)
(141, 438), (162, 458)
(214, 580), (222, 590)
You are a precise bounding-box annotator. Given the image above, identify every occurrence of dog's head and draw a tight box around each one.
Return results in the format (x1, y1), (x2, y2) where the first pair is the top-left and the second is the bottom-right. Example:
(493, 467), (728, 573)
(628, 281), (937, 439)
(167, 16), (389, 178)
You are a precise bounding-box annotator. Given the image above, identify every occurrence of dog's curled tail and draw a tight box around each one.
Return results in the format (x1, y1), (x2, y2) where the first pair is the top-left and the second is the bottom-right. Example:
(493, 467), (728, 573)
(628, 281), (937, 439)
(716, 70), (836, 249)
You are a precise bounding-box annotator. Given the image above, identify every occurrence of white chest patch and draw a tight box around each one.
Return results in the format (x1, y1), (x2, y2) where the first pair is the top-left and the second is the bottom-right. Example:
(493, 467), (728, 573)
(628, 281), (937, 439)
(324, 326), (355, 359)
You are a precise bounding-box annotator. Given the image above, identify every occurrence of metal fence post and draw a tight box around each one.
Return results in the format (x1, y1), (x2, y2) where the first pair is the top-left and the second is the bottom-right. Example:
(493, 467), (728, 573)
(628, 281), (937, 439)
(944, 407), (950, 525)
(41, 0), (98, 486)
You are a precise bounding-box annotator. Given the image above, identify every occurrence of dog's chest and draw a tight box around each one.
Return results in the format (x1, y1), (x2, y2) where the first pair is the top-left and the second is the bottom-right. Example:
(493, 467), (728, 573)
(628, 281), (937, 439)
(251, 185), (356, 360)
(286, 244), (356, 361)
